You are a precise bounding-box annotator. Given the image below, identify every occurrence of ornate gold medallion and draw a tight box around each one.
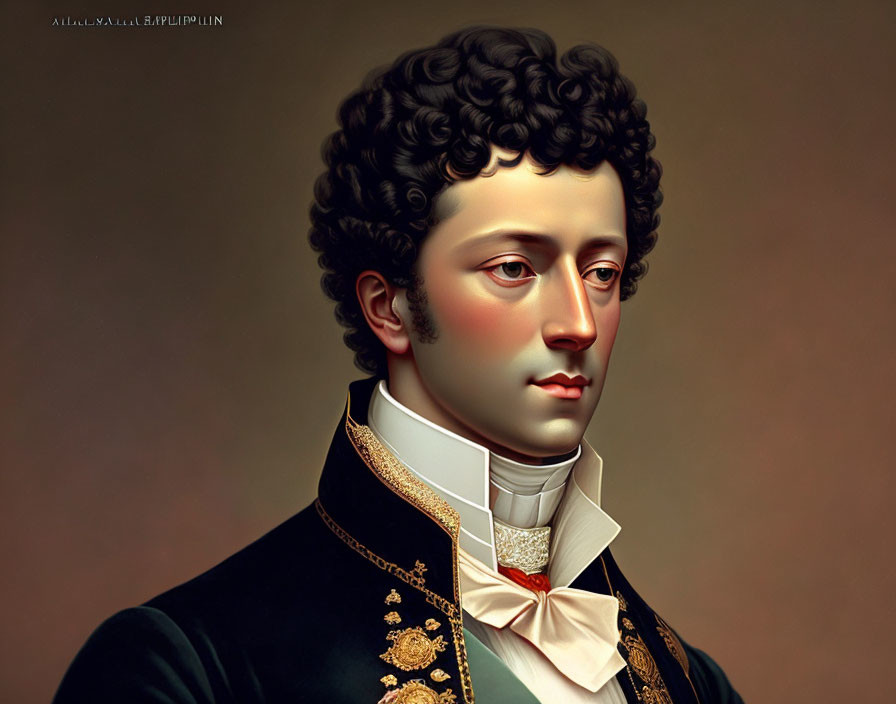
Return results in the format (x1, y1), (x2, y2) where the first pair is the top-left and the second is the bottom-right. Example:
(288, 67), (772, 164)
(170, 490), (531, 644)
(383, 682), (456, 704)
(385, 589), (402, 605)
(430, 668), (451, 682)
(380, 627), (447, 671)
(424, 618), (440, 631)
(384, 611), (402, 625)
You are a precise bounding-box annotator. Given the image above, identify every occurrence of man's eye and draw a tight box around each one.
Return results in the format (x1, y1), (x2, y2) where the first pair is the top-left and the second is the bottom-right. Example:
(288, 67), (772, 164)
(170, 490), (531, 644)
(583, 264), (621, 288)
(489, 261), (535, 282)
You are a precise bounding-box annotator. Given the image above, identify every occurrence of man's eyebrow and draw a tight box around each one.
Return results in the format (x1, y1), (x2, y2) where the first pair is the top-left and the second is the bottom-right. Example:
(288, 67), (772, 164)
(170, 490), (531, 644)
(456, 228), (627, 250)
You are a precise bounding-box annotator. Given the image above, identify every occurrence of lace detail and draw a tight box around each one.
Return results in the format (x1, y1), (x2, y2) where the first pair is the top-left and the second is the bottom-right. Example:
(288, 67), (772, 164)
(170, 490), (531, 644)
(494, 521), (551, 574)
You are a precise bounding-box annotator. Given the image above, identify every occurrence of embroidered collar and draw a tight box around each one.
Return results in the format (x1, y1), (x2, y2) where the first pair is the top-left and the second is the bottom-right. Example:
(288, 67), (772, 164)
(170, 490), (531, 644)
(316, 378), (461, 604)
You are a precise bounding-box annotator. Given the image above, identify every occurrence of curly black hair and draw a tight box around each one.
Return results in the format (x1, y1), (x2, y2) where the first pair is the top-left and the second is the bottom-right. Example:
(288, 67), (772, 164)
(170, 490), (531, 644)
(309, 26), (662, 376)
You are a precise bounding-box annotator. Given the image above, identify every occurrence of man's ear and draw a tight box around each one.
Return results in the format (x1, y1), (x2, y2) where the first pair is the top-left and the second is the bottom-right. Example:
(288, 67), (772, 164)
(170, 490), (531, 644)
(356, 270), (410, 355)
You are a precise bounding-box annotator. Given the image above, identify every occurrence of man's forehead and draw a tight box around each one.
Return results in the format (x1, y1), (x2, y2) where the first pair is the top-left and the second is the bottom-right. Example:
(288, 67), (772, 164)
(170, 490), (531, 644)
(423, 156), (627, 265)
(434, 148), (603, 222)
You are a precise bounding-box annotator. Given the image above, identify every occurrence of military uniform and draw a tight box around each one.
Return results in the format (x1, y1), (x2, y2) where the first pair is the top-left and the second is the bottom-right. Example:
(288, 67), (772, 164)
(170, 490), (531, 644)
(55, 378), (742, 704)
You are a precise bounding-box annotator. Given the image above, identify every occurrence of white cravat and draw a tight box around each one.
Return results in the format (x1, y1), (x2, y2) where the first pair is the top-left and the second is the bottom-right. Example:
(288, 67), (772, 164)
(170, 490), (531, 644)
(458, 549), (625, 692)
(367, 380), (627, 704)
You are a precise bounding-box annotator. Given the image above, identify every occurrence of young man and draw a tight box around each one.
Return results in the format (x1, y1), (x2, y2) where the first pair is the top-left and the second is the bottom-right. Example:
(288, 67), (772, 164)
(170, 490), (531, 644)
(55, 27), (742, 704)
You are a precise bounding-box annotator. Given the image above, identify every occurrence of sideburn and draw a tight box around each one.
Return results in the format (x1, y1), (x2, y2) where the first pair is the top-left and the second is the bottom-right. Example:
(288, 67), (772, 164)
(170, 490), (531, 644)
(406, 273), (439, 344)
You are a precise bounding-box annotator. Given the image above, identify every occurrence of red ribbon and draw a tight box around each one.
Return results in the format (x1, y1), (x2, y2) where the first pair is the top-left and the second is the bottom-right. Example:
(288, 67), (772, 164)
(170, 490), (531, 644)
(497, 565), (552, 593)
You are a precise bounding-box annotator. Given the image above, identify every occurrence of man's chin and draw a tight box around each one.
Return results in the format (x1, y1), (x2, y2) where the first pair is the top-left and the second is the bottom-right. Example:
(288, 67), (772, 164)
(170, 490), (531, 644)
(487, 426), (586, 464)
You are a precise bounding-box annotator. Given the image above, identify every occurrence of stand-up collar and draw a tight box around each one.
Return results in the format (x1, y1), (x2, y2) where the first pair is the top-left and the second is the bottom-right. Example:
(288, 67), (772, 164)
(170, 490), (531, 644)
(366, 379), (621, 587)
(316, 377), (460, 603)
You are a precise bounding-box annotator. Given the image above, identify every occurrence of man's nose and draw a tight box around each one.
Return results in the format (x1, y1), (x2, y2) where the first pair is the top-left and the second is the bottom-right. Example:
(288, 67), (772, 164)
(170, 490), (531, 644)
(541, 263), (597, 352)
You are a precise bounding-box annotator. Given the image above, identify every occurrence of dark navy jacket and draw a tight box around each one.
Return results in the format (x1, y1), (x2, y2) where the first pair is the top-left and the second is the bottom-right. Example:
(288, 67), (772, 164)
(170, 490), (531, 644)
(55, 378), (743, 704)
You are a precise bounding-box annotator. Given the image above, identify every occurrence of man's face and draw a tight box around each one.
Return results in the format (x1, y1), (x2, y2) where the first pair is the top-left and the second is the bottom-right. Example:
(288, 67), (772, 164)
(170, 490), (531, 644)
(397, 152), (627, 461)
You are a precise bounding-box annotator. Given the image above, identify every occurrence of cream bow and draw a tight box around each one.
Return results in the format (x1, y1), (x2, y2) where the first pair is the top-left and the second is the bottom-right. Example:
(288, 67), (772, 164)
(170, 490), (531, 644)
(458, 549), (625, 693)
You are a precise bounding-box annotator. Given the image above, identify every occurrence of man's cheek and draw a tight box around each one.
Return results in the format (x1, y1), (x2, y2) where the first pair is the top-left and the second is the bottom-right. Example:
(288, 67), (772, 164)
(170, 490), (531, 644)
(437, 296), (532, 351)
(598, 307), (622, 354)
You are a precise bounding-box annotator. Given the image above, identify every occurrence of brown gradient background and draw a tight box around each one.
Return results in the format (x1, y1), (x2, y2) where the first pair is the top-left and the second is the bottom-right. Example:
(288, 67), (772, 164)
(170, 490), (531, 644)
(2, 1), (894, 702)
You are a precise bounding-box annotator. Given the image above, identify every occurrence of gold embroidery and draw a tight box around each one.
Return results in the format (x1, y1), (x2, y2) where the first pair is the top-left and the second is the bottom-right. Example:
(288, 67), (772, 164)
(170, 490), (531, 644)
(620, 631), (673, 704)
(386, 589), (402, 605)
(607, 565), (674, 704)
(410, 561), (428, 584)
(381, 674), (399, 687)
(430, 668), (451, 682)
(425, 618), (441, 631)
(319, 396), (475, 704)
(383, 682), (457, 704)
(381, 627), (447, 671)
(448, 608), (473, 704)
(616, 590), (628, 612)
(315, 501), (474, 702)
(345, 419), (460, 541)
(624, 634), (659, 683)
(639, 684), (674, 704)
(655, 616), (688, 674)
(385, 611), (402, 625)
(655, 615), (702, 703)
(396, 682), (440, 704)
(315, 502), (457, 617)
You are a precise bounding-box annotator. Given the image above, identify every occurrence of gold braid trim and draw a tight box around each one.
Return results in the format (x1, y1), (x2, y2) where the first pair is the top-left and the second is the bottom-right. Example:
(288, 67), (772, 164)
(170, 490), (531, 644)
(344, 417), (460, 540)
(343, 399), (462, 609)
(315, 499), (457, 615)
(314, 500), (474, 704)
(448, 609), (473, 704)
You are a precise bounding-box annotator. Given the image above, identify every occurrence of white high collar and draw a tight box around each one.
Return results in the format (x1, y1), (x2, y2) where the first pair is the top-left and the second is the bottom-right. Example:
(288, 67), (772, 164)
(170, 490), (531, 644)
(367, 380), (620, 586)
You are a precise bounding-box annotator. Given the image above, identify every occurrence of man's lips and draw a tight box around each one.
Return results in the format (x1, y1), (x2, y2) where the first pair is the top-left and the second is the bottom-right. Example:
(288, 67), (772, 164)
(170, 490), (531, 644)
(530, 373), (591, 399)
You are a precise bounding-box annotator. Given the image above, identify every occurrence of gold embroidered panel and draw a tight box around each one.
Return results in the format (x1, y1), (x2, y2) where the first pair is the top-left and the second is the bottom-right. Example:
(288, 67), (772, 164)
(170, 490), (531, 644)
(314, 501), (474, 704)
